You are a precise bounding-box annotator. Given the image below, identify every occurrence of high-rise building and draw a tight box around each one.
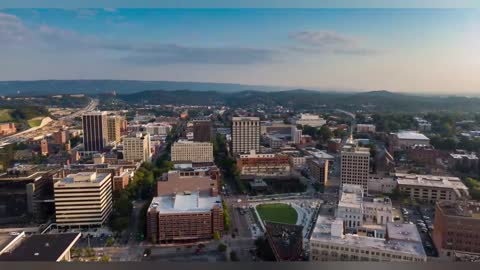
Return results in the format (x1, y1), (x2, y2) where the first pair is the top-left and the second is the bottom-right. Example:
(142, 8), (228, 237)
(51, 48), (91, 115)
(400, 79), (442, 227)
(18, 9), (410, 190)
(171, 140), (214, 164)
(306, 158), (329, 185)
(232, 117), (260, 154)
(40, 139), (48, 156)
(193, 118), (212, 142)
(340, 140), (370, 193)
(432, 200), (480, 259)
(123, 132), (151, 162)
(107, 115), (122, 143)
(53, 172), (113, 227)
(82, 111), (108, 152)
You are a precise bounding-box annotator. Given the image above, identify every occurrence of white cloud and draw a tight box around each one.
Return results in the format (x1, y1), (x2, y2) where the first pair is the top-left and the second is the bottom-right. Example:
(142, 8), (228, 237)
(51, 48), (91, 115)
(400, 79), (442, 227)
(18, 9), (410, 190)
(0, 12), (30, 43)
(289, 30), (377, 55)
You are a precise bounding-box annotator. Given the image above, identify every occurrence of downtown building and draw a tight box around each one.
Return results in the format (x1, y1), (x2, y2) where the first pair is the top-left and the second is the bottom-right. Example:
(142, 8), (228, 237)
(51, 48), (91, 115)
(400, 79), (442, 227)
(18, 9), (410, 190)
(171, 140), (214, 164)
(53, 172), (113, 227)
(147, 167), (223, 244)
(193, 118), (213, 142)
(309, 216), (426, 262)
(82, 111), (108, 153)
(107, 115), (122, 144)
(232, 117), (260, 154)
(340, 140), (371, 193)
(395, 173), (470, 203)
(122, 132), (152, 163)
(237, 150), (291, 179)
(432, 200), (480, 260)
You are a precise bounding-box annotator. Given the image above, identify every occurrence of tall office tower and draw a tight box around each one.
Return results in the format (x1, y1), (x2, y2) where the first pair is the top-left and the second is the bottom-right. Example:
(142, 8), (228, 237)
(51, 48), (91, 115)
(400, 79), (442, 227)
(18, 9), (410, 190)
(123, 132), (151, 162)
(340, 140), (370, 193)
(40, 139), (49, 156)
(232, 117), (260, 154)
(193, 118), (213, 142)
(82, 111), (108, 152)
(107, 115), (122, 143)
(54, 172), (113, 227)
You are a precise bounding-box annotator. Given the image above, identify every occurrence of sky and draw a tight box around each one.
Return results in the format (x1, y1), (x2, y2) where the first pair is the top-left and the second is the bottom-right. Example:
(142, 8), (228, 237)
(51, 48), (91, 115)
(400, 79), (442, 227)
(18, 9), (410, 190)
(0, 8), (479, 94)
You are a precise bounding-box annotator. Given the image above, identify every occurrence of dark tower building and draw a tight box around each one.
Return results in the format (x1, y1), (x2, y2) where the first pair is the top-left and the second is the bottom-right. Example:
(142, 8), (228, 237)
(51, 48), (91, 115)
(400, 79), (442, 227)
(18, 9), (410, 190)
(82, 112), (108, 152)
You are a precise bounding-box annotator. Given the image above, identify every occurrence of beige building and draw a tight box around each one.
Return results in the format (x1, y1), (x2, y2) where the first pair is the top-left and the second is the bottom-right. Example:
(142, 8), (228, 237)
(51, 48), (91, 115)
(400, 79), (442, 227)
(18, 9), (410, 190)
(107, 115), (122, 143)
(395, 173), (470, 203)
(123, 133), (151, 162)
(54, 172), (113, 227)
(232, 117), (260, 154)
(171, 140), (214, 163)
(341, 142), (370, 193)
(309, 216), (426, 262)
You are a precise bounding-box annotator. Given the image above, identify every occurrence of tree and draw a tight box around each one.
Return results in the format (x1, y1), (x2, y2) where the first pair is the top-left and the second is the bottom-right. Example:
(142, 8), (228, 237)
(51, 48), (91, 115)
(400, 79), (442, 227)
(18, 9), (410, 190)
(213, 231), (221, 240)
(229, 251), (239, 261)
(105, 237), (115, 247)
(218, 243), (227, 252)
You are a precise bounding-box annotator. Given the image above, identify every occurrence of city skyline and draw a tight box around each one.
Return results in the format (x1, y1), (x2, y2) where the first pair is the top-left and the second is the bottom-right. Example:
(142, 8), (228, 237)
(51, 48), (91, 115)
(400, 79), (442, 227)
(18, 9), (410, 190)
(0, 8), (479, 94)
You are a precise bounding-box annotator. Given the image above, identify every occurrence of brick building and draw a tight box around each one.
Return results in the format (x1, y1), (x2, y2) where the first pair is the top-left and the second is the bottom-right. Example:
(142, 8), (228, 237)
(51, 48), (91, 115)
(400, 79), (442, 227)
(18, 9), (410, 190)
(237, 150), (291, 179)
(432, 201), (480, 259)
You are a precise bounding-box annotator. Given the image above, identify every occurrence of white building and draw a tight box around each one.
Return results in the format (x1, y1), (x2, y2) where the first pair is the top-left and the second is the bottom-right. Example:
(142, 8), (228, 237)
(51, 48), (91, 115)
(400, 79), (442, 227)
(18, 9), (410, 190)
(171, 140), (214, 163)
(295, 113), (326, 127)
(309, 216), (427, 262)
(123, 133), (152, 162)
(368, 174), (397, 194)
(335, 184), (393, 236)
(54, 172), (113, 227)
(144, 122), (172, 136)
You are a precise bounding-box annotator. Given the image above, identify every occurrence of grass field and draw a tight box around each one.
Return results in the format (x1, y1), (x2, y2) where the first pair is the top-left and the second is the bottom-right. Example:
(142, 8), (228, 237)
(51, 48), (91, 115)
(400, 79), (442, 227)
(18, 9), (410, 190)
(0, 109), (14, 122)
(256, 203), (298, 225)
(27, 119), (42, 128)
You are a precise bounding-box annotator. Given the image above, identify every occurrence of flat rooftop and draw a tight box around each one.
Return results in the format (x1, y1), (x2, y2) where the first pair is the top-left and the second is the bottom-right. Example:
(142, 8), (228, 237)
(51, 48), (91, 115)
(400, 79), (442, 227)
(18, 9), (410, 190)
(394, 131), (429, 141)
(438, 201), (480, 218)
(0, 233), (81, 261)
(149, 191), (222, 214)
(386, 223), (422, 243)
(310, 216), (426, 258)
(232, 116), (260, 121)
(338, 184), (363, 208)
(395, 173), (469, 191)
(56, 172), (109, 185)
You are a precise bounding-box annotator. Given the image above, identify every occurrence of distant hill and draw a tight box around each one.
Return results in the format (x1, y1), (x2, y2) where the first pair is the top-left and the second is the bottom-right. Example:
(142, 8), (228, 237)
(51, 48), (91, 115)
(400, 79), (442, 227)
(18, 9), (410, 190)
(0, 80), (287, 96)
(116, 89), (480, 113)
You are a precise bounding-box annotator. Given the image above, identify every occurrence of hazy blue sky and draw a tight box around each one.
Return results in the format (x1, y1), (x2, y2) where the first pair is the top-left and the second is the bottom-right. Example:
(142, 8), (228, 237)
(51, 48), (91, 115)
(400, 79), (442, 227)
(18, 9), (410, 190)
(0, 8), (479, 94)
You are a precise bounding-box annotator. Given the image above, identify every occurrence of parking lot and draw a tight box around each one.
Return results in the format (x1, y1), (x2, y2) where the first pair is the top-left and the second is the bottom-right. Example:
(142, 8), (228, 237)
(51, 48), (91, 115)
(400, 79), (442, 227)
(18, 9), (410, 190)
(400, 205), (437, 257)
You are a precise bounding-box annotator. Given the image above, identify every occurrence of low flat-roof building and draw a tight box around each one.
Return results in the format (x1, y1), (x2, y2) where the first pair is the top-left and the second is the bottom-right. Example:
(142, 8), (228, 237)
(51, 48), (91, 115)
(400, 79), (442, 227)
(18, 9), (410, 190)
(390, 131), (430, 151)
(448, 152), (479, 172)
(157, 167), (220, 196)
(395, 173), (470, 203)
(0, 233), (81, 262)
(309, 216), (426, 262)
(146, 191), (223, 244)
(237, 150), (291, 179)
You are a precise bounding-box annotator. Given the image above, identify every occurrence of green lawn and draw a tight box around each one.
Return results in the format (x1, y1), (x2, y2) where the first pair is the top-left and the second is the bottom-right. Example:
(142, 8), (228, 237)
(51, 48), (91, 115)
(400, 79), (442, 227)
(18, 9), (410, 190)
(0, 109), (14, 122)
(256, 203), (298, 225)
(27, 119), (42, 128)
